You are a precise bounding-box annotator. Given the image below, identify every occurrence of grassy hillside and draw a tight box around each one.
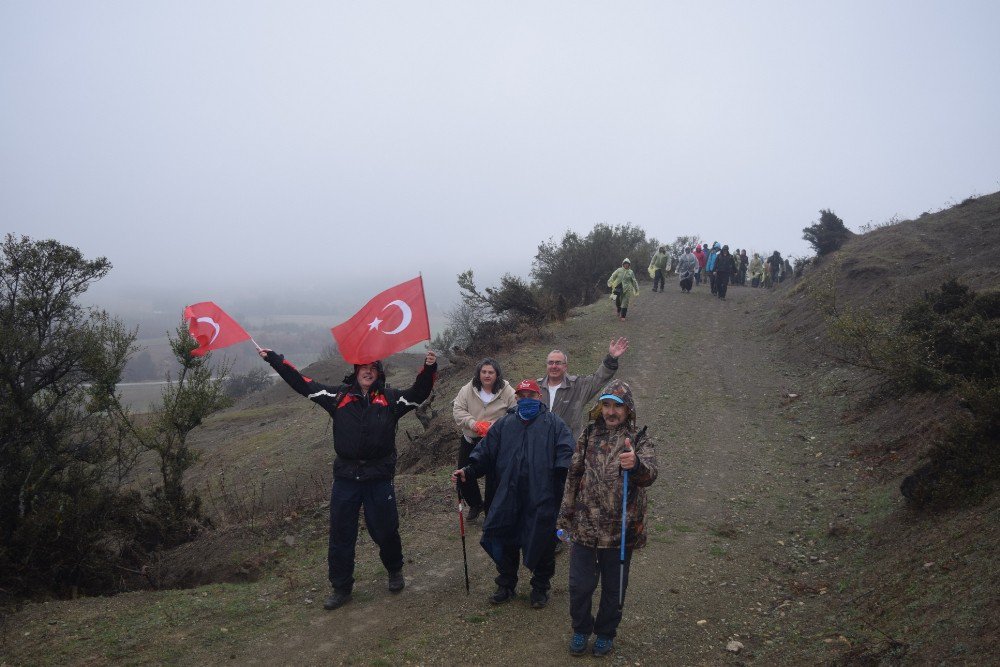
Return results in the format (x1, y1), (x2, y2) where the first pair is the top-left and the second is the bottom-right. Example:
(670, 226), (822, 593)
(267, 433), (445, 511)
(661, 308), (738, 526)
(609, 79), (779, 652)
(2, 193), (997, 665)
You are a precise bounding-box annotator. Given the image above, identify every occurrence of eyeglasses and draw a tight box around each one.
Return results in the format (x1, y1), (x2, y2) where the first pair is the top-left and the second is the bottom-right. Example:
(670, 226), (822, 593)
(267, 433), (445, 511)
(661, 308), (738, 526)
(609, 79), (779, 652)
(546, 360), (566, 366)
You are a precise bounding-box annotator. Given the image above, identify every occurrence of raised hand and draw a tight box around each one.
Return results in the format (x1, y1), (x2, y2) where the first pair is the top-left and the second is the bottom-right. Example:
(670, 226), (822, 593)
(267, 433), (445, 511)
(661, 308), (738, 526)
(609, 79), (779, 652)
(609, 337), (629, 358)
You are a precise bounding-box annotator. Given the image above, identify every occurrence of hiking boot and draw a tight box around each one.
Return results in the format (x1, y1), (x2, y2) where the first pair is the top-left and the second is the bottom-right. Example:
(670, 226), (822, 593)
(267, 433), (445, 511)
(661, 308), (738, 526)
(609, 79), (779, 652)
(323, 589), (351, 610)
(592, 636), (613, 656)
(387, 570), (405, 593)
(466, 504), (483, 522)
(590, 635), (615, 657)
(529, 588), (549, 609)
(489, 586), (515, 604)
(569, 633), (589, 656)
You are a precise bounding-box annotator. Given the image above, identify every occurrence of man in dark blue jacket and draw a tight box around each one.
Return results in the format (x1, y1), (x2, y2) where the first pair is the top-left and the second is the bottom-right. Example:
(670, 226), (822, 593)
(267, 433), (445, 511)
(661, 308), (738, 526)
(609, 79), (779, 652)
(261, 348), (437, 610)
(452, 378), (574, 609)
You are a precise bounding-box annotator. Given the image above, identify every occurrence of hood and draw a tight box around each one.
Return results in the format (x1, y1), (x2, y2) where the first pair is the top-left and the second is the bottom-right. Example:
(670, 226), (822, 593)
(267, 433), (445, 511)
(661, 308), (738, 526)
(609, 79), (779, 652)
(588, 378), (637, 429)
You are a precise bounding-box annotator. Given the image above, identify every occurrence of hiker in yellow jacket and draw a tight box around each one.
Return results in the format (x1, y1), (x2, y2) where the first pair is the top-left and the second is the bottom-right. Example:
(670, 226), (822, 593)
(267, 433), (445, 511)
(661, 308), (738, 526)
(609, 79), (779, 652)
(607, 259), (640, 321)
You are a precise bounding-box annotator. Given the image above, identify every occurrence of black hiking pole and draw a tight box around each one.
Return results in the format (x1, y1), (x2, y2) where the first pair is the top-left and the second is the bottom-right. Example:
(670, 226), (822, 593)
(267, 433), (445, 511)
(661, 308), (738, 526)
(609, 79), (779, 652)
(457, 489), (470, 595)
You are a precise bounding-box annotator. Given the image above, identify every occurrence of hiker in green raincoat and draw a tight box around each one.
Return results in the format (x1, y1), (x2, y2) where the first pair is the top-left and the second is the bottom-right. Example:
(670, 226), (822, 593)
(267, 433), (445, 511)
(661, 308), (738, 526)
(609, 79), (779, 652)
(607, 259), (640, 321)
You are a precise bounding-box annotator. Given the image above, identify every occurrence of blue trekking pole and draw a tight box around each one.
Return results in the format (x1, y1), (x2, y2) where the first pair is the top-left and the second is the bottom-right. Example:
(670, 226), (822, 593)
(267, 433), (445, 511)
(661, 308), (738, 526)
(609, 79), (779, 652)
(619, 426), (646, 610)
(618, 461), (629, 611)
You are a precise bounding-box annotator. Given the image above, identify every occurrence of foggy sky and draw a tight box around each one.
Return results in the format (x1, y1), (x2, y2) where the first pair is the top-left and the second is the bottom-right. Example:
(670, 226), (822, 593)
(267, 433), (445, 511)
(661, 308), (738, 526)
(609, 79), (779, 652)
(3, 2), (999, 323)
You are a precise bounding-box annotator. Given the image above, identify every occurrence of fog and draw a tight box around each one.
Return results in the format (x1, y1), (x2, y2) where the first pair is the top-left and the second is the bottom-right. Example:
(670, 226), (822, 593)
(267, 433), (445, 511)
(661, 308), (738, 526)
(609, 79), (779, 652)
(3, 2), (999, 336)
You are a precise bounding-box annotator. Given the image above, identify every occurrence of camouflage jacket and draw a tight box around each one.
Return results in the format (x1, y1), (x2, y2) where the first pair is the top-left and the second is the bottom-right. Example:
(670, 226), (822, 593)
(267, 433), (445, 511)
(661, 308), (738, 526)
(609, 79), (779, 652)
(557, 422), (657, 549)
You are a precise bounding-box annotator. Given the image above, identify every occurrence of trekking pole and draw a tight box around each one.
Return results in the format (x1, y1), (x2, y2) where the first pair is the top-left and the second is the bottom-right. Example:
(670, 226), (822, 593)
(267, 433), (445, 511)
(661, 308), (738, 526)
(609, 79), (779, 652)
(619, 426), (647, 610)
(619, 459), (629, 611)
(457, 488), (470, 595)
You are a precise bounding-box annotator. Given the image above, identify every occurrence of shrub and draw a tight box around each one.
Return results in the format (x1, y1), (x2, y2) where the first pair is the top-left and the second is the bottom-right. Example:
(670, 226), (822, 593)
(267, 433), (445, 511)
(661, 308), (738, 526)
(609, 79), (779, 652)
(225, 367), (273, 399)
(532, 223), (660, 307)
(816, 275), (999, 508)
(803, 209), (854, 256)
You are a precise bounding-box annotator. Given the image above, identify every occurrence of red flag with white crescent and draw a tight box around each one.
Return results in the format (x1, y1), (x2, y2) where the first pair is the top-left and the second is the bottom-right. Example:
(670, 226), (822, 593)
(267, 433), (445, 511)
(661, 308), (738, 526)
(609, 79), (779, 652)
(332, 276), (431, 364)
(183, 301), (252, 357)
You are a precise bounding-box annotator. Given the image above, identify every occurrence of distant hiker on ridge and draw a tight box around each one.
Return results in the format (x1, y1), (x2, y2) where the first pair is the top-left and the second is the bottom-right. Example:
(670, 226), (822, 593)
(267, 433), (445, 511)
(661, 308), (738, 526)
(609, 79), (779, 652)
(676, 246), (698, 293)
(452, 357), (517, 521)
(649, 246), (669, 293)
(539, 337), (629, 442)
(693, 244), (707, 286)
(259, 347), (437, 611)
(451, 379), (575, 609)
(714, 244), (736, 301)
(608, 258), (640, 321)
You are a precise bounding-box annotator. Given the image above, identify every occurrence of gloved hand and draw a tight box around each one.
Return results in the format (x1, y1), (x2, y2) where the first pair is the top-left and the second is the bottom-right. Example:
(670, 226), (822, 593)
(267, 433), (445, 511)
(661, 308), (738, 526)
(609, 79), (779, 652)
(260, 349), (282, 365)
(474, 421), (491, 437)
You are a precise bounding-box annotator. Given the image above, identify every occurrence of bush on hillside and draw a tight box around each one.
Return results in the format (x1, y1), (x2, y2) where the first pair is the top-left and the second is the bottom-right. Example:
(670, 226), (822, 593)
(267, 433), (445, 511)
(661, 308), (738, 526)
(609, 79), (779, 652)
(803, 209), (854, 256)
(225, 367), (273, 399)
(819, 274), (1000, 508)
(532, 223), (660, 307)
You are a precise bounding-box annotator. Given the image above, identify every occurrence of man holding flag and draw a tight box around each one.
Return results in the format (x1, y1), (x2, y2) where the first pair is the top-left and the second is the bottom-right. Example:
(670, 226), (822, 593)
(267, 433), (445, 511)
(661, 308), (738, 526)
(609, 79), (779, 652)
(259, 276), (437, 611)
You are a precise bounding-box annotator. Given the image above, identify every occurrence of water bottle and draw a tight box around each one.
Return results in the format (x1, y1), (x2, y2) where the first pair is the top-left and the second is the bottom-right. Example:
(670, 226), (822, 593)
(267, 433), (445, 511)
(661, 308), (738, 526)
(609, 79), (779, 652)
(556, 529), (571, 543)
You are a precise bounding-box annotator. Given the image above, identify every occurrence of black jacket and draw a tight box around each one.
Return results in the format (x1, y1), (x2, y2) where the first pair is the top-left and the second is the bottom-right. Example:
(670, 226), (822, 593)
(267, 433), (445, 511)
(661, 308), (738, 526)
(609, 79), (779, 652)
(265, 352), (437, 480)
(466, 404), (574, 570)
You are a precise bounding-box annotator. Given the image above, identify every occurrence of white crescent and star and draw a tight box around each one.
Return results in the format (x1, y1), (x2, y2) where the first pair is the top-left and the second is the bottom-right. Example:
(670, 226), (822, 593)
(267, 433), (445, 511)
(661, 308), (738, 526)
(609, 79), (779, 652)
(368, 300), (413, 335)
(196, 316), (221, 344)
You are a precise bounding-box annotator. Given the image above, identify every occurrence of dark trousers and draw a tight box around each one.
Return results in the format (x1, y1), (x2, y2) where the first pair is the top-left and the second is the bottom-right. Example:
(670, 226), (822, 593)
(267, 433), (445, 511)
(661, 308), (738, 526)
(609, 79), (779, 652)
(456, 436), (494, 512)
(695, 268), (701, 285)
(709, 272), (717, 294)
(495, 541), (556, 593)
(328, 477), (403, 592)
(716, 272), (731, 298)
(652, 269), (665, 291)
(569, 544), (632, 638)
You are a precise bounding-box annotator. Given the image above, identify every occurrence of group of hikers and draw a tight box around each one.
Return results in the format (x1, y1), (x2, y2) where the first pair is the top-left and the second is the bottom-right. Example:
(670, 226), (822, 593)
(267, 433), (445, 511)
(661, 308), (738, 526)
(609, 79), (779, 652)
(605, 245), (792, 319)
(259, 335), (654, 657)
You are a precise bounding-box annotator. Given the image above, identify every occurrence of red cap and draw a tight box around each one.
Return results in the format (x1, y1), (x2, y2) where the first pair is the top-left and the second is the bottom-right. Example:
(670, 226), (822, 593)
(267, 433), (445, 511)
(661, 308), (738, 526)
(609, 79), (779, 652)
(515, 379), (541, 394)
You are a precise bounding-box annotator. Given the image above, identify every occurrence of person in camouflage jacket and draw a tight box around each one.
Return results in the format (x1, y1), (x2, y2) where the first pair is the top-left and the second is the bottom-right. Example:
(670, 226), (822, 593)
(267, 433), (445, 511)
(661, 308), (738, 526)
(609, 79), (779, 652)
(556, 379), (657, 656)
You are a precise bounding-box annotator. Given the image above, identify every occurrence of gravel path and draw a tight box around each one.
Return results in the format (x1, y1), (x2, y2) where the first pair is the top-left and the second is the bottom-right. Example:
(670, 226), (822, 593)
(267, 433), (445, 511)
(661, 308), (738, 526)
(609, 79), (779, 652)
(238, 281), (862, 666)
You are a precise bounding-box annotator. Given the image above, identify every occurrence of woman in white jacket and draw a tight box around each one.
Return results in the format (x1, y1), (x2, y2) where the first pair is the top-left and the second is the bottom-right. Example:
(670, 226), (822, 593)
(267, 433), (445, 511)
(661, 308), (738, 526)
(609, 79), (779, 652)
(452, 358), (517, 520)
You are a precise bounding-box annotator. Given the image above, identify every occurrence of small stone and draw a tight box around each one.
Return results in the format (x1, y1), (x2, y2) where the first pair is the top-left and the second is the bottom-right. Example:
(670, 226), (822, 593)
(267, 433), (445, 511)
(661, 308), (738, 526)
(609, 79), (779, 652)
(697, 619), (708, 626)
(726, 640), (744, 653)
(923, 562), (934, 568)
(283, 535), (296, 547)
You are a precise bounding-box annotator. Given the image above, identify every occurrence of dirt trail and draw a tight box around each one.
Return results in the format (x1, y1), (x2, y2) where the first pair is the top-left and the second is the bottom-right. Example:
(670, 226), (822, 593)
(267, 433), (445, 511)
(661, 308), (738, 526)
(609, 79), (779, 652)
(232, 280), (860, 665)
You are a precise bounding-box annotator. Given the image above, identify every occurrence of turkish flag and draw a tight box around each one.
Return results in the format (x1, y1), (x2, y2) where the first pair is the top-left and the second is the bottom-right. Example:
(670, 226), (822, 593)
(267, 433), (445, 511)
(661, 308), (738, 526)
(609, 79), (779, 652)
(332, 276), (431, 364)
(183, 302), (252, 357)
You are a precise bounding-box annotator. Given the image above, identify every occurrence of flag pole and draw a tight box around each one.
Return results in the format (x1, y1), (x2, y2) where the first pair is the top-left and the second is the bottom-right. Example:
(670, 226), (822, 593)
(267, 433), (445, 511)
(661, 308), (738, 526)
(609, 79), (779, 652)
(249, 336), (263, 352)
(419, 272), (432, 349)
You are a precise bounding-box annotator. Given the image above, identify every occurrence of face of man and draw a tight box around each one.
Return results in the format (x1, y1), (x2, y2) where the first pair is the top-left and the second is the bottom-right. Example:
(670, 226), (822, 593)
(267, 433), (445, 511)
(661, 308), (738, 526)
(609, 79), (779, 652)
(545, 352), (568, 385)
(601, 399), (628, 427)
(356, 363), (380, 391)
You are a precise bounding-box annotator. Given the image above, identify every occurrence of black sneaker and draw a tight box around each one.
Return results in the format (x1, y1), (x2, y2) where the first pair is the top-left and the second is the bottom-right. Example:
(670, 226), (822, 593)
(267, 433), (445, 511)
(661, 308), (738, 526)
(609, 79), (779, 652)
(530, 588), (549, 609)
(323, 589), (352, 610)
(466, 504), (483, 522)
(387, 570), (405, 593)
(489, 586), (515, 604)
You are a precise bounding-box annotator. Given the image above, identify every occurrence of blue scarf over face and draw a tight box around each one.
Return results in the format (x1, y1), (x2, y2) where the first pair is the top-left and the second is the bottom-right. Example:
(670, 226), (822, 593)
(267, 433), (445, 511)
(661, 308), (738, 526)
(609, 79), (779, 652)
(517, 398), (542, 421)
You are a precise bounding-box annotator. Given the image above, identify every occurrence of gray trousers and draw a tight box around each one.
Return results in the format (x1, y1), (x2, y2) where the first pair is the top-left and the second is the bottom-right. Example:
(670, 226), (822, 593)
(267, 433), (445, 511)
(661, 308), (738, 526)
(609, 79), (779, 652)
(568, 543), (632, 638)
